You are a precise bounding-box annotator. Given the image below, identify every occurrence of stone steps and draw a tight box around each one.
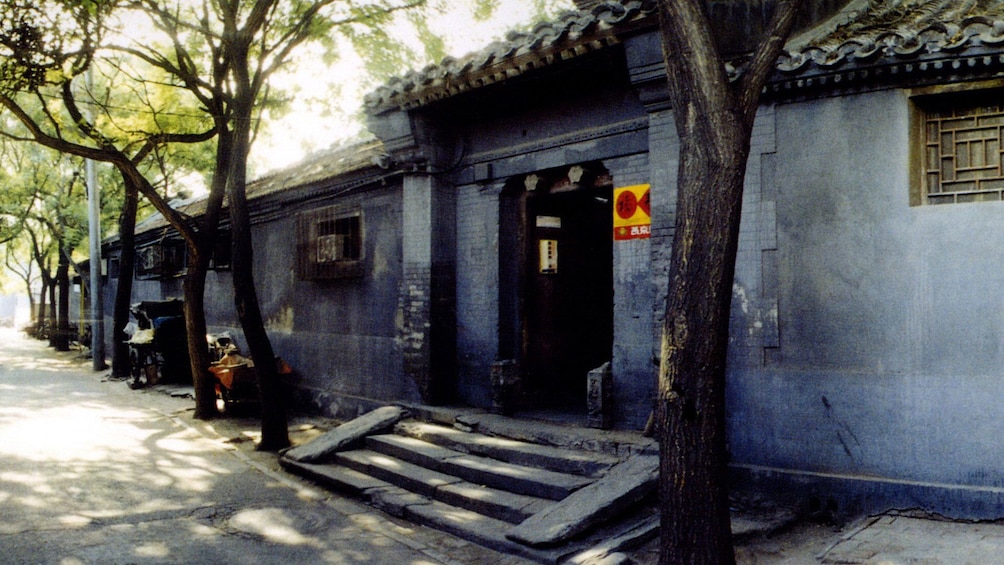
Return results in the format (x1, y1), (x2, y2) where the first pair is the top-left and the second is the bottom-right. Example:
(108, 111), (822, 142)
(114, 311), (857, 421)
(365, 433), (594, 500)
(280, 407), (660, 564)
(280, 459), (562, 561)
(334, 446), (552, 523)
(392, 420), (620, 477)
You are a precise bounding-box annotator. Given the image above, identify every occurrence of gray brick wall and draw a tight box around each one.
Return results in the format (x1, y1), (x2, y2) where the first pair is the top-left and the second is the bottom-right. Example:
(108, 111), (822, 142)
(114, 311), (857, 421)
(729, 104), (780, 367)
(648, 108), (679, 373)
(399, 174), (456, 403)
(608, 151), (658, 428)
(454, 182), (501, 406)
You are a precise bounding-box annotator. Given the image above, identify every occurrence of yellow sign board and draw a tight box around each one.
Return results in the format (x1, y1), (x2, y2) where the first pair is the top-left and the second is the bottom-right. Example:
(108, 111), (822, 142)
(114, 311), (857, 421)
(613, 184), (651, 240)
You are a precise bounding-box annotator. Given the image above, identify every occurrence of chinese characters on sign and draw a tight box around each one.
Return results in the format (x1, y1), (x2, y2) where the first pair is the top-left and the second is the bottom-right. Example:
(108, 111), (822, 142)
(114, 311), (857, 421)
(613, 184), (651, 240)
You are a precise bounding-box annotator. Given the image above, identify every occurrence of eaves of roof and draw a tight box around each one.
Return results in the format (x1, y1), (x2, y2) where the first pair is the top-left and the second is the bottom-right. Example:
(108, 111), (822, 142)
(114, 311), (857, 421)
(363, 0), (658, 113)
(772, 0), (1004, 94)
(111, 138), (386, 241)
(110, 2), (1004, 244)
(366, 0), (1004, 111)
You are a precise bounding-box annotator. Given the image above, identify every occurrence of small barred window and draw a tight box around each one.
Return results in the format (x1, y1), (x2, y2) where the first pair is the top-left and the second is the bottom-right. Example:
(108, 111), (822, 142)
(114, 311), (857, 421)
(135, 239), (186, 280)
(210, 230), (231, 270)
(296, 205), (364, 280)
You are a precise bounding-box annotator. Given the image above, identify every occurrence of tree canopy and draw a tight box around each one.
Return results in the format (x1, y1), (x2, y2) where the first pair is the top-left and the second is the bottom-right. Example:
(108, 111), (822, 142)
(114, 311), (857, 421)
(0, 0), (579, 445)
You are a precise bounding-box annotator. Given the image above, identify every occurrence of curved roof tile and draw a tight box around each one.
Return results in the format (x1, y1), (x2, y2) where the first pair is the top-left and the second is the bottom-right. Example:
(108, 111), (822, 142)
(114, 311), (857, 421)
(365, 0), (1004, 110)
(780, 0), (1004, 75)
(363, 0), (657, 112)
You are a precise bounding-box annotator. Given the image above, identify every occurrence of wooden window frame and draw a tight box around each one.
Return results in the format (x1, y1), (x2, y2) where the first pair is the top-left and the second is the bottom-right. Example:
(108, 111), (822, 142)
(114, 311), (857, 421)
(911, 81), (1004, 205)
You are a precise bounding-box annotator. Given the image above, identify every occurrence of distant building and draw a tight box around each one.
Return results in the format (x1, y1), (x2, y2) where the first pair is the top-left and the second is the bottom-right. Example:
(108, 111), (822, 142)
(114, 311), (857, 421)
(105, 0), (1004, 519)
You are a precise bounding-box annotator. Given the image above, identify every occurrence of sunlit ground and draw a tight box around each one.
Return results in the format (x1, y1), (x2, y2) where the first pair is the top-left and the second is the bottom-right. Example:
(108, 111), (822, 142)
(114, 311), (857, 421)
(0, 349), (237, 534)
(0, 329), (487, 563)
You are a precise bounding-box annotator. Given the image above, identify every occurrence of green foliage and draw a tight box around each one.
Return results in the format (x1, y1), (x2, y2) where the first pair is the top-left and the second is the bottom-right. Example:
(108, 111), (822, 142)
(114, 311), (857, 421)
(0, 133), (92, 281)
(407, 10), (447, 64)
(0, 0), (116, 93)
(473, 0), (500, 21)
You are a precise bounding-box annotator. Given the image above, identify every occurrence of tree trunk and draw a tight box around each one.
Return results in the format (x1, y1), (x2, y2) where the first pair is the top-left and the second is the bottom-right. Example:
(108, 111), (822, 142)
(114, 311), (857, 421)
(47, 276), (56, 343)
(654, 1), (804, 563)
(35, 278), (47, 337)
(185, 252), (217, 419)
(222, 16), (290, 451)
(656, 127), (749, 565)
(111, 183), (138, 378)
(55, 245), (70, 352)
(186, 125), (231, 420)
(47, 280), (56, 345)
(227, 117), (289, 450)
(26, 292), (35, 327)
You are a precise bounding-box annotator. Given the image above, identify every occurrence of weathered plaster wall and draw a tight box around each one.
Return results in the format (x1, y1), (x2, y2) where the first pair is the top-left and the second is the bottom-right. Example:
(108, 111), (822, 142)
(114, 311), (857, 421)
(728, 88), (1004, 517)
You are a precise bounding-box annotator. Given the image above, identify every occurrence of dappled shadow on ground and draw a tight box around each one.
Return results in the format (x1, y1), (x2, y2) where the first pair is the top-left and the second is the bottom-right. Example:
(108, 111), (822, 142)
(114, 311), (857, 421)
(0, 329), (442, 564)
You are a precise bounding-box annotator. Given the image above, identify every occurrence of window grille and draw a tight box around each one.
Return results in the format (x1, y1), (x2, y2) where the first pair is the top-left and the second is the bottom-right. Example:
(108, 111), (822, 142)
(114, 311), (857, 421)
(923, 97), (1004, 204)
(296, 206), (364, 280)
(135, 239), (186, 280)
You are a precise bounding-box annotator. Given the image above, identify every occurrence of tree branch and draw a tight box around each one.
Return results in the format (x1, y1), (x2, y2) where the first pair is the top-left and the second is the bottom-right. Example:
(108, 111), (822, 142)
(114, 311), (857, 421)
(0, 92), (199, 245)
(737, 0), (806, 129)
(657, 0), (738, 151)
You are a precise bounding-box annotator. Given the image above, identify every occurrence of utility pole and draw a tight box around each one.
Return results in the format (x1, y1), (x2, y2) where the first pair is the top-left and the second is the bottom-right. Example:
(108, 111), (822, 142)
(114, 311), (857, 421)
(86, 68), (106, 370)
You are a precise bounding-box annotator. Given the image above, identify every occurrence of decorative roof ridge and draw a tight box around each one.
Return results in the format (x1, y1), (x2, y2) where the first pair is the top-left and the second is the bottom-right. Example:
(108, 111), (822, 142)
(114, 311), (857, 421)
(363, 0), (657, 113)
(779, 3), (1004, 76)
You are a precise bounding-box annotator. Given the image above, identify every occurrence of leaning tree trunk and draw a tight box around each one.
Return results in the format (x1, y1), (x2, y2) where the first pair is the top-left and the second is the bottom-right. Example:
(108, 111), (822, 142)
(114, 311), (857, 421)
(187, 125), (230, 420)
(226, 110), (289, 451)
(111, 183), (138, 378)
(229, 172), (288, 450)
(654, 1), (804, 563)
(222, 18), (290, 451)
(656, 124), (749, 564)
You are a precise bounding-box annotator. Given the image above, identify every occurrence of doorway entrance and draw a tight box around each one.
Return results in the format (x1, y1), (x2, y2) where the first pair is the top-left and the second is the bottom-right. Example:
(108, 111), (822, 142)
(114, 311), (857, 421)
(499, 164), (613, 411)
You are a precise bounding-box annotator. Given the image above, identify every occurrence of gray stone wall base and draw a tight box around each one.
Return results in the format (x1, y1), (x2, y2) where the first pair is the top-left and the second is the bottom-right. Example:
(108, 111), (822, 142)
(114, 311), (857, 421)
(732, 464), (1004, 522)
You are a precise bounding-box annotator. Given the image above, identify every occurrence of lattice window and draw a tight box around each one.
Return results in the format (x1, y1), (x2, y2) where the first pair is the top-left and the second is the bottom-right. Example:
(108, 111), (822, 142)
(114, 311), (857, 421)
(296, 205), (364, 280)
(923, 98), (1004, 204)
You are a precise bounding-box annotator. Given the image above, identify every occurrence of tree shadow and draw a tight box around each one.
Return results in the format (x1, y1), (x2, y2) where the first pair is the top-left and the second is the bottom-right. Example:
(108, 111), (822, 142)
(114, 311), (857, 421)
(0, 330), (436, 563)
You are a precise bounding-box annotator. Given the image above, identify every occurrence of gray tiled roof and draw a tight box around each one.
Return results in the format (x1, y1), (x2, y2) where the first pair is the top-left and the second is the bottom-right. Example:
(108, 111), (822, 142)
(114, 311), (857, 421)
(244, 137), (383, 199)
(363, 0), (657, 113)
(118, 1), (1004, 242)
(118, 138), (385, 239)
(780, 0), (1004, 75)
(365, 0), (1004, 112)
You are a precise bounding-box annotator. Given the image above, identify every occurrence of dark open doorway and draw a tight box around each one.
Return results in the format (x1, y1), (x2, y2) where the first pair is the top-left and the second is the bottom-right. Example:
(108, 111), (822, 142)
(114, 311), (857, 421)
(499, 164), (613, 413)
